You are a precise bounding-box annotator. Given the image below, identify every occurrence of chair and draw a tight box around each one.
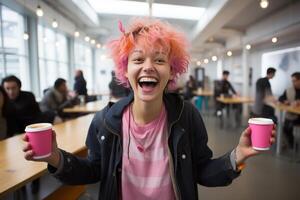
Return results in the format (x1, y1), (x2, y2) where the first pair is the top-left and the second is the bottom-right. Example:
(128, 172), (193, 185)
(293, 125), (300, 161)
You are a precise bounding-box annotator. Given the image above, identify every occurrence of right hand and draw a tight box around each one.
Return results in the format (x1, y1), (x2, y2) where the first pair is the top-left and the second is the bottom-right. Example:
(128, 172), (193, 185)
(23, 130), (61, 168)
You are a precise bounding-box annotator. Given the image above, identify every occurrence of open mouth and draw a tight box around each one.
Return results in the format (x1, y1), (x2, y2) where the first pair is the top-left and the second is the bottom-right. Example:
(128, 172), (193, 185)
(138, 77), (159, 88)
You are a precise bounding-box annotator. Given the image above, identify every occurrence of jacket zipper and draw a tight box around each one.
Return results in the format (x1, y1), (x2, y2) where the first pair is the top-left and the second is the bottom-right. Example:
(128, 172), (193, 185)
(103, 119), (122, 200)
(167, 100), (185, 200)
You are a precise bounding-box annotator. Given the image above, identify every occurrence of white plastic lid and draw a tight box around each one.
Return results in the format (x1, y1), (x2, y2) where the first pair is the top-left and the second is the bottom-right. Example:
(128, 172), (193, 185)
(25, 123), (52, 132)
(248, 118), (274, 125)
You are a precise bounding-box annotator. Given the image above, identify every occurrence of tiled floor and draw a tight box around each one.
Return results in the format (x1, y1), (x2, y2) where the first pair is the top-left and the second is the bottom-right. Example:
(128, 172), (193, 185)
(2, 111), (300, 200)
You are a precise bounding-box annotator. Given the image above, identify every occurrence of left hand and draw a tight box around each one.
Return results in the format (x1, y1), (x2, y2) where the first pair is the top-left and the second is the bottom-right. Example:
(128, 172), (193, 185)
(235, 125), (276, 165)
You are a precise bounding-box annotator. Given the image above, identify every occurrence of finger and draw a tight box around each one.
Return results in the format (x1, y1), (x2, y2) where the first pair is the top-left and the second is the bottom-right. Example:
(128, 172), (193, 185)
(24, 150), (35, 160)
(22, 134), (29, 141)
(242, 127), (251, 136)
(22, 143), (31, 152)
(270, 138), (276, 144)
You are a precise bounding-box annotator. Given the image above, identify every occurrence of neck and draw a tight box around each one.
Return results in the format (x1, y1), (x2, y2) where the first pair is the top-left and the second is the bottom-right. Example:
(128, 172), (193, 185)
(132, 96), (163, 125)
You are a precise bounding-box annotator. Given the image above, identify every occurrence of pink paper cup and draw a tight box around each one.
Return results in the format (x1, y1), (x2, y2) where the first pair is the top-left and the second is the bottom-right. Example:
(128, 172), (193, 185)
(25, 123), (52, 159)
(248, 118), (274, 150)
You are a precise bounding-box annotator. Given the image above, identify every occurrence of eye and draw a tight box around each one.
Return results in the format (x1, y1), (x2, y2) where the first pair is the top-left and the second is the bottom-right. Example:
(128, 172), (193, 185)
(132, 57), (144, 64)
(155, 58), (166, 64)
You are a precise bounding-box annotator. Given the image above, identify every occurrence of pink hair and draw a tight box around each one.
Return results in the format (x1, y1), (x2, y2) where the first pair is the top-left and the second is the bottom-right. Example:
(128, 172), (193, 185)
(108, 18), (190, 89)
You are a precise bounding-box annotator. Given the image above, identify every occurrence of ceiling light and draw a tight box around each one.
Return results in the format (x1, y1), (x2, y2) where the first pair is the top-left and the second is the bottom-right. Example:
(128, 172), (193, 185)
(90, 39), (96, 44)
(52, 19), (58, 28)
(36, 5), (44, 17)
(55, 41), (60, 46)
(196, 61), (201, 66)
(211, 56), (217, 62)
(74, 31), (80, 37)
(85, 36), (90, 42)
(260, 0), (269, 9)
(43, 37), (48, 43)
(227, 51), (232, 56)
(204, 58), (209, 64)
(88, 0), (205, 20)
(272, 37), (278, 43)
(96, 43), (101, 48)
(245, 44), (251, 50)
(23, 32), (29, 40)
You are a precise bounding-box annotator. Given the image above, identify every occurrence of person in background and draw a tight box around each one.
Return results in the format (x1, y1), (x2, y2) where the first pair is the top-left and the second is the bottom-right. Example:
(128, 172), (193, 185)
(184, 75), (197, 100)
(215, 70), (239, 117)
(109, 70), (130, 100)
(23, 18), (276, 200)
(1, 75), (53, 133)
(252, 67), (277, 123)
(74, 69), (88, 97)
(40, 78), (77, 120)
(278, 72), (300, 148)
(0, 86), (17, 140)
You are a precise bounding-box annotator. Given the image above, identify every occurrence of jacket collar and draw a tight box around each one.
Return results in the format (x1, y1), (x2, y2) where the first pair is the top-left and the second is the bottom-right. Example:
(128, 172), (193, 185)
(104, 92), (184, 135)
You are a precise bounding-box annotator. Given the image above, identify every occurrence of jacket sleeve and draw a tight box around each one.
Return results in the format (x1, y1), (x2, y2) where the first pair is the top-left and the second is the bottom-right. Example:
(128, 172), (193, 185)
(47, 112), (103, 185)
(188, 104), (240, 186)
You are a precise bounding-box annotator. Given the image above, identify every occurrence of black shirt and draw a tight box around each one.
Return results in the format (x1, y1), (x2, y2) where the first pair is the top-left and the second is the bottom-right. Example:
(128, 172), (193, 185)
(253, 77), (272, 115)
(74, 76), (88, 96)
(12, 91), (42, 133)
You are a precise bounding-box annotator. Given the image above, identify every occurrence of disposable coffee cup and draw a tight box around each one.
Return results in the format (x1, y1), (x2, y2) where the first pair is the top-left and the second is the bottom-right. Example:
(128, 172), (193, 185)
(248, 118), (274, 150)
(25, 123), (52, 159)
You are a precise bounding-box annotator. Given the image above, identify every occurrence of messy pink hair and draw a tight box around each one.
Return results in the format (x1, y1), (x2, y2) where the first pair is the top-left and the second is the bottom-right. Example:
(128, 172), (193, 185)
(108, 18), (190, 89)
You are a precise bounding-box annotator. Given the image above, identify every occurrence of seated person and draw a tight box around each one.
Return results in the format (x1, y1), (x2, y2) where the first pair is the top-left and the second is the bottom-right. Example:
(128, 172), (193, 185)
(0, 86), (17, 140)
(184, 75), (197, 100)
(1, 75), (54, 133)
(278, 72), (300, 148)
(109, 71), (130, 100)
(40, 78), (77, 119)
(214, 71), (241, 117)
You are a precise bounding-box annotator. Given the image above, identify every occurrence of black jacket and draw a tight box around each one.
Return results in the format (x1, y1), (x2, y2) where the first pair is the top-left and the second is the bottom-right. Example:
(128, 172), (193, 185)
(74, 75), (88, 96)
(49, 93), (240, 199)
(12, 91), (42, 133)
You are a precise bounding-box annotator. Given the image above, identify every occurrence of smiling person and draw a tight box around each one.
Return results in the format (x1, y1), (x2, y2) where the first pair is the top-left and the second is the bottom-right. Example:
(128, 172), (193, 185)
(23, 18), (276, 200)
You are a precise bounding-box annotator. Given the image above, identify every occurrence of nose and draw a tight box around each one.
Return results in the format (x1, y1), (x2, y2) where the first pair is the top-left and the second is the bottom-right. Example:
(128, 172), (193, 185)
(143, 59), (155, 73)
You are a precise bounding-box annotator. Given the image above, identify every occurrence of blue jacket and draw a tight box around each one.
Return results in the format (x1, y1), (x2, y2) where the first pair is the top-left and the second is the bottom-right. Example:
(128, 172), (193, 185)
(49, 93), (240, 199)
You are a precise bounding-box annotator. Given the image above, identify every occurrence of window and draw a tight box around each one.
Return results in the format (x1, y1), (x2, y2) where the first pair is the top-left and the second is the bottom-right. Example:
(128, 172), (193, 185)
(38, 24), (68, 94)
(0, 5), (29, 90)
(74, 41), (93, 91)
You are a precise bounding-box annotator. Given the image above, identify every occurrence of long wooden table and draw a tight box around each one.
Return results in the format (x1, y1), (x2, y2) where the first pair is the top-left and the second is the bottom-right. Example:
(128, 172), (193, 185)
(271, 103), (300, 155)
(63, 100), (108, 113)
(0, 114), (94, 198)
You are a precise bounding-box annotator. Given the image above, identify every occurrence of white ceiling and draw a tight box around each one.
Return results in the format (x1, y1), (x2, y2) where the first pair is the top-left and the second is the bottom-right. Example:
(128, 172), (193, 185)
(41, 0), (300, 60)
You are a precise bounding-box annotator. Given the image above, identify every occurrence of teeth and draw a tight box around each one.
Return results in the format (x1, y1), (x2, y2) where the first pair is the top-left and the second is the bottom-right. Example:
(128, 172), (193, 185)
(139, 77), (158, 83)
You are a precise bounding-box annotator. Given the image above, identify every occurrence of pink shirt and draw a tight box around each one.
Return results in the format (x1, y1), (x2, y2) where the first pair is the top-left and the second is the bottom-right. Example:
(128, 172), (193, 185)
(121, 105), (175, 200)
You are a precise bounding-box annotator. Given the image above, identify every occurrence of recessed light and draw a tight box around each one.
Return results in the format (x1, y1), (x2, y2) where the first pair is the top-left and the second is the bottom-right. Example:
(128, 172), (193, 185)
(272, 37), (278, 43)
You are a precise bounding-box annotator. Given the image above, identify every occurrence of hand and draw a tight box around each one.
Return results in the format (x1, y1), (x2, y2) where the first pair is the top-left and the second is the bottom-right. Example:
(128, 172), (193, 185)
(235, 125), (276, 165)
(23, 130), (61, 168)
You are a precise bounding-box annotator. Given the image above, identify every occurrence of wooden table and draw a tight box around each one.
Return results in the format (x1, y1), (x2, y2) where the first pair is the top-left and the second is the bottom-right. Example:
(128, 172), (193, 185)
(271, 103), (300, 155)
(0, 114), (94, 198)
(63, 100), (108, 113)
(216, 96), (254, 104)
(216, 96), (253, 128)
(193, 89), (213, 97)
